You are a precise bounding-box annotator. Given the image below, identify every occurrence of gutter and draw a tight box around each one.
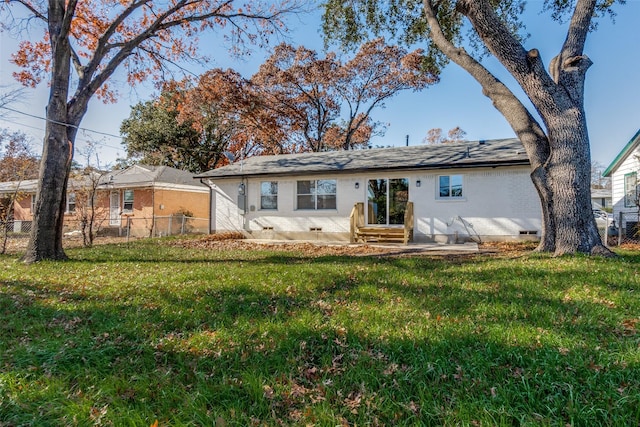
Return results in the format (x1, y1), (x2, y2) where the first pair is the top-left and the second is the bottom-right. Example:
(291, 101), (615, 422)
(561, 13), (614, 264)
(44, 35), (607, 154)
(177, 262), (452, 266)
(194, 159), (532, 180)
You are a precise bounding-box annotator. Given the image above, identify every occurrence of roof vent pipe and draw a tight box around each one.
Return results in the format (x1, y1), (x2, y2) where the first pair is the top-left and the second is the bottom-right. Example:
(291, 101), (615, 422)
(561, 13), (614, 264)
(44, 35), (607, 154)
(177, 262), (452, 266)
(406, 135), (409, 146)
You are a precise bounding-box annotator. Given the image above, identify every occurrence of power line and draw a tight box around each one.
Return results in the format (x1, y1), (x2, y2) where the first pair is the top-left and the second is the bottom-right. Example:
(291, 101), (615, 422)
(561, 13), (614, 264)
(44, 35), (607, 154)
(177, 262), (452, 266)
(0, 105), (123, 139)
(3, 119), (124, 151)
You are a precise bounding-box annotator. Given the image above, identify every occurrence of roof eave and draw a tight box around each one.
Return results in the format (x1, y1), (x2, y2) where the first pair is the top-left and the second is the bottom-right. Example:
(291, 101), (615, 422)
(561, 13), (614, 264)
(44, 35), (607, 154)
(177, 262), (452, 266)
(195, 159), (530, 181)
(603, 129), (640, 177)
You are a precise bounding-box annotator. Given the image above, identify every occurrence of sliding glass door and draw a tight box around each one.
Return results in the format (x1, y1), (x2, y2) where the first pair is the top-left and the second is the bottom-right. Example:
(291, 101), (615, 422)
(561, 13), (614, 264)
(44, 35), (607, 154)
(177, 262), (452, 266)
(367, 178), (409, 226)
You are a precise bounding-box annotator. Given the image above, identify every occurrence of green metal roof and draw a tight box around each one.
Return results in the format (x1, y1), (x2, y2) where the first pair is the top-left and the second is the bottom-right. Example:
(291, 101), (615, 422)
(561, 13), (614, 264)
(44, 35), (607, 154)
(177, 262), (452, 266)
(603, 129), (640, 177)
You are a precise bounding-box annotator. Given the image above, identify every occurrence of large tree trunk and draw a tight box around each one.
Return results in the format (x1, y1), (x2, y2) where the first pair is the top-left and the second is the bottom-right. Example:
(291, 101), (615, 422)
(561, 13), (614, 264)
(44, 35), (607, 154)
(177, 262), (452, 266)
(22, 0), (75, 263)
(454, 0), (611, 256)
(543, 110), (605, 255)
(421, 1), (557, 252)
(22, 112), (77, 262)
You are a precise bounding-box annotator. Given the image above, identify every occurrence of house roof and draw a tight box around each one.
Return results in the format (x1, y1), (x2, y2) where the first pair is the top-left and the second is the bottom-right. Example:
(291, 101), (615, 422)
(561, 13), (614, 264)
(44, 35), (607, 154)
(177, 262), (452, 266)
(603, 129), (640, 177)
(101, 164), (207, 188)
(0, 179), (38, 194)
(195, 138), (530, 180)
(0, 165), (207, 194)
(591, 188), (612, 199)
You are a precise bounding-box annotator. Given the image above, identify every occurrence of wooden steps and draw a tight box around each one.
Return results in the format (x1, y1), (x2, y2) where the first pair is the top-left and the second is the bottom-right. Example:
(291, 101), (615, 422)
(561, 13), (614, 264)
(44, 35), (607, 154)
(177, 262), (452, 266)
(354, 227), (407, 244)
(350, 202), (414, 245)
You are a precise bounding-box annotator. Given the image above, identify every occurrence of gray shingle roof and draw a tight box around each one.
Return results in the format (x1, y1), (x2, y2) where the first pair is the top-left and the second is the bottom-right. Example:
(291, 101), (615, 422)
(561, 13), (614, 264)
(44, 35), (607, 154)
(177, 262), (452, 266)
(101, 164), (206, 187)
(0, 165), (206, 194)
(195, 138), (529, 179)
(0, 179), (38, 193)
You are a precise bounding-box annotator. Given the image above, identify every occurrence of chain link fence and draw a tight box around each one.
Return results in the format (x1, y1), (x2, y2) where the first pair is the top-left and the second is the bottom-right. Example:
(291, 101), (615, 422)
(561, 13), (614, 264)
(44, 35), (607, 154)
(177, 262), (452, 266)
(608, 211), (640, 246)
(2, 220), (32, 236)
(2, 215), (209, 241)
(121, 215), (209, 239)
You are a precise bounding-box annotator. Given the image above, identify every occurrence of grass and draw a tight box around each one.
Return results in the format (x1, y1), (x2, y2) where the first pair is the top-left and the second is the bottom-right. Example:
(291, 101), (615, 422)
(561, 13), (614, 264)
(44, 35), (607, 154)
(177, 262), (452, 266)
(0, 237), (639, 426)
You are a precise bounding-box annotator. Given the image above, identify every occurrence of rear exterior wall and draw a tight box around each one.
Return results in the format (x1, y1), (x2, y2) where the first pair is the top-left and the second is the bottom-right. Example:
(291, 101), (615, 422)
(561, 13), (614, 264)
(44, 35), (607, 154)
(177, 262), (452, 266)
(209, 165), (542, 243)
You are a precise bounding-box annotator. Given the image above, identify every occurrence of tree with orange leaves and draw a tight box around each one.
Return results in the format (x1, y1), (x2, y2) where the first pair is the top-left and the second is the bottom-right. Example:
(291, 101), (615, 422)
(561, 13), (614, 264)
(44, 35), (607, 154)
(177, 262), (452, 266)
(334, 38), (437, 150)
(251, 43), (341, 153)
(251, 39), (437, 152)
(120, 38), (435, 171)
(423, 127), (467, 145)
(173, 68), (274, 165)
(1, 0), (301, 262)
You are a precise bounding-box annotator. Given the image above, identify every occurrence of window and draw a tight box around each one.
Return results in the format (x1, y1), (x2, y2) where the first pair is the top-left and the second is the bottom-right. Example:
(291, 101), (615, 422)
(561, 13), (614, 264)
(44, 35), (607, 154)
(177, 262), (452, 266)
(624, 172), (637, 208)
(297, 179), (337, 210)
(66, 192), (76, 213)
(438, 175), (463, 199)
(123, 189), (134, 212)
(260, 181), (278, 210)
(86, 192), (96, 208)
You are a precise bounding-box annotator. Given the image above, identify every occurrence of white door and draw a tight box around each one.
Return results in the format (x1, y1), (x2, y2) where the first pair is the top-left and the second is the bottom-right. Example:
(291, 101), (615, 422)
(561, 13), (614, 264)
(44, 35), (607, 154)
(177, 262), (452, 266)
(110, 191), (120, 226)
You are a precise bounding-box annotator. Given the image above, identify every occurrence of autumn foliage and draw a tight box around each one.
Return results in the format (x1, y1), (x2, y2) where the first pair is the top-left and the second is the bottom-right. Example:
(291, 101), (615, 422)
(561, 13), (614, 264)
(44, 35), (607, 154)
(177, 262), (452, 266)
(8, 0), (298, 101)
(0, 130), (39, 183)
(2, 0), (302, 262)
(423, 127), (467, 145)
(122, 37), (437, 171)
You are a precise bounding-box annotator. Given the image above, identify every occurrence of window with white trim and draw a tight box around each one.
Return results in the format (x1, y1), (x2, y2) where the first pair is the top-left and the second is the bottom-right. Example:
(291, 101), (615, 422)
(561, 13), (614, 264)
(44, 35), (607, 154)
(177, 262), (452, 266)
(624, 172), (637, 208)
(66, 192), (76, 213)
(123, 189), (134, 213)
(438, 175), (463, 199)
(260, 181), (278, 210)
(296, 179), (337, 210)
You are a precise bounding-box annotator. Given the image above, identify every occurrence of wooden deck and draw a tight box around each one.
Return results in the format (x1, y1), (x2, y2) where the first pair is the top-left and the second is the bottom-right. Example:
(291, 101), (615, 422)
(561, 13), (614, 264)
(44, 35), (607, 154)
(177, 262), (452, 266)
(350, 202), (414, 245)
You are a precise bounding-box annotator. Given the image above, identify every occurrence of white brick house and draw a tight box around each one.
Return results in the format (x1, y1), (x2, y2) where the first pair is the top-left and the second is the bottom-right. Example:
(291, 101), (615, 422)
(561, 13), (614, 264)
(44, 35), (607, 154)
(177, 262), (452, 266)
(195, 139), (542, 243)
(603, 129), (640, 237)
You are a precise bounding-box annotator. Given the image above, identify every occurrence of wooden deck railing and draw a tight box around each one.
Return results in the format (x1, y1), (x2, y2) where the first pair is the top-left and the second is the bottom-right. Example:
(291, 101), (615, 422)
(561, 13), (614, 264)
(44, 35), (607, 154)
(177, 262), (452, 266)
(349, 202), (365, 243)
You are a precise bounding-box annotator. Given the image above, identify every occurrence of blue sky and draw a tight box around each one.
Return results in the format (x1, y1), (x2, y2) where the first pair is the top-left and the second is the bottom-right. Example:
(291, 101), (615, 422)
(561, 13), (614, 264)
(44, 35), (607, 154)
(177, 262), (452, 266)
(0, 1), (638, 169)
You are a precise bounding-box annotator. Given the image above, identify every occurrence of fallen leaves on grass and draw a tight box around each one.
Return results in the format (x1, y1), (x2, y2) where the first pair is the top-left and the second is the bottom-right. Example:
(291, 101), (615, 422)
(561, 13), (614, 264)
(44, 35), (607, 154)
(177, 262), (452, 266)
(620, 318), (638, 336)
(171, 235), (392, 257)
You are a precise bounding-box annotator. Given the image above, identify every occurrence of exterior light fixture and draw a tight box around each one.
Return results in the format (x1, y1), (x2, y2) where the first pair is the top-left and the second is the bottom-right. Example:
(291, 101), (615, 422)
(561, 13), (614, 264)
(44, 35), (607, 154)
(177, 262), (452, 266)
(416, 179), (421, 187)
(238, 183), (245, 195)
(355, 182), (360, 189)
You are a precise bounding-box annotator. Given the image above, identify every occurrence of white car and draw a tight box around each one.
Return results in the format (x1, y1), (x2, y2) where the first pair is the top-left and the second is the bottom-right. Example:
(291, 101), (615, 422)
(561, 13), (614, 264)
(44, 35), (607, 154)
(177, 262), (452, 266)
(593, 209), (613, 226)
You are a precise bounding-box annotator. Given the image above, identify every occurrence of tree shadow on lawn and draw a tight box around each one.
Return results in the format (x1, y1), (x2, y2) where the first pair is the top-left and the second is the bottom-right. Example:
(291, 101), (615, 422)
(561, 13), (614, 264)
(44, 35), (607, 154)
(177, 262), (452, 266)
(2, 251), (637, 348)
(1, 259), (638, 425)
(2, 303), (637, 425)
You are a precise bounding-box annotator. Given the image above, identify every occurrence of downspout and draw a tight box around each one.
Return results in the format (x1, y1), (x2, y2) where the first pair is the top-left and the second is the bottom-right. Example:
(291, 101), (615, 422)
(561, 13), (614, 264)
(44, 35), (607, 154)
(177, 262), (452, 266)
(151, 179), (155, 237)
(242, 176), (248, 232)
(200, 178), (214, 234)
(236, 176), (248, 232)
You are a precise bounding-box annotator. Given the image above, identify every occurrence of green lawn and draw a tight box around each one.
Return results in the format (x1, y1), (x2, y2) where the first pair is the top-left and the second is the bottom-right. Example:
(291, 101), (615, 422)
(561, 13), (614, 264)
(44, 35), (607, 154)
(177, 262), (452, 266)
(1, 238), (638, 426)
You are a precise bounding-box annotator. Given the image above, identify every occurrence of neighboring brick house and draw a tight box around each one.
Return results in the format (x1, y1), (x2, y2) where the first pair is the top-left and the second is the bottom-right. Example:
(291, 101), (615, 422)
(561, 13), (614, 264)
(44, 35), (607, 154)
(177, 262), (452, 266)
(0, 164), (210, 237)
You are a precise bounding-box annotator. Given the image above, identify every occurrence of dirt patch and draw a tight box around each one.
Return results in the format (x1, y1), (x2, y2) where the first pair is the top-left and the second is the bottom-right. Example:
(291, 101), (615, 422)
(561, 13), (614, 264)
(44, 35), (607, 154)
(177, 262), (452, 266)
(173, 233), (485, 258)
